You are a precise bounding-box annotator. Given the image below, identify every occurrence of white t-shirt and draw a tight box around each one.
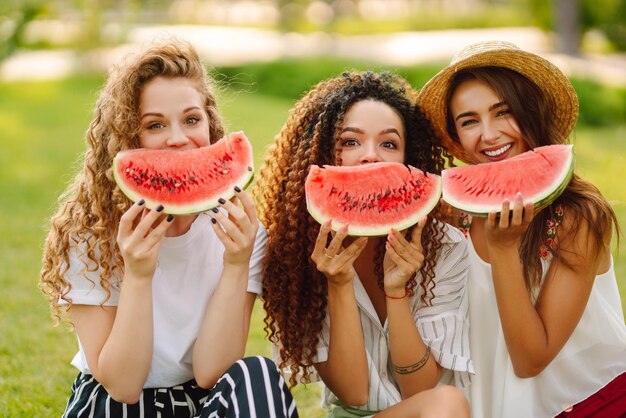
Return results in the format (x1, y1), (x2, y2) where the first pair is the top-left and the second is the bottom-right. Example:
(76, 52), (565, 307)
(467, 237), (626, 418)
(305, 224), (474, 413)
(63, 214), (267, 388)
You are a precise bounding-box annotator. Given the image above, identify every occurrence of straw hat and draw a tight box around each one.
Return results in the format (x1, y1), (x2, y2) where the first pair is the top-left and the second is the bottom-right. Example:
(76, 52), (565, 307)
(417, 40), (579, 164)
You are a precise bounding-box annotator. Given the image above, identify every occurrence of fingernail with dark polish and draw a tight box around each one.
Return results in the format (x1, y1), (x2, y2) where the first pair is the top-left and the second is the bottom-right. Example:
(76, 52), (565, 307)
(211, 218), (217, 224)
(166, 214), (174, 222)
(211, 207), (219, 213)
(234, 186), (241, 193)
(218, 198), (226, 205)
(137, 199), (145, 206)
(156, 204), (164, 212)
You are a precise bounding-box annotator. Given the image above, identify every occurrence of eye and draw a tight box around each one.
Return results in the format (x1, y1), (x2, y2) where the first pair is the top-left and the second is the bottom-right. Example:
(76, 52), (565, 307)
(340, 138), (359, 147)
(185, 116), (200, 125)
(381, 140), (398, 149)
(147, 122), (164, 130)
(496, 108), (512, 117)
(459, 118), (477, 128)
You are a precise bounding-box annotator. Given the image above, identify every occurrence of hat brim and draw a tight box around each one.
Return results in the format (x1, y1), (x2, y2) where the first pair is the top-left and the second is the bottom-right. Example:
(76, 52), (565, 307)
(418, 45), (579, 164)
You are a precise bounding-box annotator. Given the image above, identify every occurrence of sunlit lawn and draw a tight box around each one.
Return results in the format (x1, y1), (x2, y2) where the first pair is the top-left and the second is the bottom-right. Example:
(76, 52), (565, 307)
(0, 75), (624, 417)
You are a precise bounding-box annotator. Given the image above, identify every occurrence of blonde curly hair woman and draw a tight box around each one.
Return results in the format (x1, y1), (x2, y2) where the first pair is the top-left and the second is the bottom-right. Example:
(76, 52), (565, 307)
(41, 38), (298, 418)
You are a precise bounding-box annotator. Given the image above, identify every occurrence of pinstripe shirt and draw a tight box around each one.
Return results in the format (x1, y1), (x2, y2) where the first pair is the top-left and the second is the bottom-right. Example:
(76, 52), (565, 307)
(315, 223), (474, 413)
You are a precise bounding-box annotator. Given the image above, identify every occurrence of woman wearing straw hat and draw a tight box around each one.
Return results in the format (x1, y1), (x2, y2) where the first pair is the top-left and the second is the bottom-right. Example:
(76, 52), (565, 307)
(418, 41), (626, 418)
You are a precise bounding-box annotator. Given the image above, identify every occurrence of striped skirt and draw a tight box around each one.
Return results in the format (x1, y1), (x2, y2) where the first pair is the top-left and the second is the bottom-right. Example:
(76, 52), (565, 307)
(62, 356), (299, 418)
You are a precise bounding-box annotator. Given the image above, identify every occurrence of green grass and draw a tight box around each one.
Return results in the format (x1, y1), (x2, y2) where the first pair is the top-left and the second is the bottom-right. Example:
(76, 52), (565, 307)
(1, 74), (624, 417)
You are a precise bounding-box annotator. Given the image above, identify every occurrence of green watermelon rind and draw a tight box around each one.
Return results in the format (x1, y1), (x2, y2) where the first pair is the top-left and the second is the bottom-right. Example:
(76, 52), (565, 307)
(306, 164), (442, 237)
(113, 134), (254, 215)
(442, 145), (574, 216)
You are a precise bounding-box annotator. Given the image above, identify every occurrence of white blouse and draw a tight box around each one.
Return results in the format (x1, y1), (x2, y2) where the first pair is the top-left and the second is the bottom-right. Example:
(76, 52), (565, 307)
(315, 224), (474, 413)
(62, 215), (267, 388)
(467, 237), (626, 418)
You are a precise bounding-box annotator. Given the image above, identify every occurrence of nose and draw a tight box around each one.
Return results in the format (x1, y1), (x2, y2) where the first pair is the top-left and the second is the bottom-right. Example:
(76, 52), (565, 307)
(166, 125), (190, 148)
(481, 120), (500, 143)
(360, 142), (381, 164)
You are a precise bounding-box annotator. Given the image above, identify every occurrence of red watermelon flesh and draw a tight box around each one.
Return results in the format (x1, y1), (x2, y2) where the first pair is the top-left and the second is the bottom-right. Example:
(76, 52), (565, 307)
(442, 144), (574, 216)
(113, 131), (253, 214)
(305, 162), (442, 236)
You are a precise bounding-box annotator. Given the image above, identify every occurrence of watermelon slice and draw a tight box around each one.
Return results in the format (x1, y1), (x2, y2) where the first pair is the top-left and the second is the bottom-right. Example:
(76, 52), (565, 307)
(305, 162), (442, 236)
(113, 131), (254, 214)
(442, 144), (574, 216)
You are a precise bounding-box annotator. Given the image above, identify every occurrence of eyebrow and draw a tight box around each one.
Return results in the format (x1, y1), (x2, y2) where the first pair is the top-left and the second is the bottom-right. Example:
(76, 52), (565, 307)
(140, 106), (203, 120)
(455, 101), (507, 121)
(340, 127), (401, 136)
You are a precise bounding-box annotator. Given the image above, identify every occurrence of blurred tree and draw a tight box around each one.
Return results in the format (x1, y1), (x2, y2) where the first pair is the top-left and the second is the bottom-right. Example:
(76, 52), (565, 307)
(554, 0), (580, 54)
(531, 0), (626, 52)
(583, 0), (626, 51)
(276, 0), (309, 31)
(79, 0), (103, 51)
(0, 1), (45, 62)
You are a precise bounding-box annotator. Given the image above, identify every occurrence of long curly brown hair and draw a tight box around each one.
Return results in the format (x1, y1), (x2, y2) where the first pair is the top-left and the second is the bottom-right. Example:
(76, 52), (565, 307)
(253, 71), (452, 386)
(445, 67), (620, 290)
(40, 38), (224, 324)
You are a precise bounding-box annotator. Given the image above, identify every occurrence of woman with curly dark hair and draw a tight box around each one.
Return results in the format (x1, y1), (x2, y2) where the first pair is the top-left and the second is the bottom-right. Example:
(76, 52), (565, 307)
(253, 71), (473, 417)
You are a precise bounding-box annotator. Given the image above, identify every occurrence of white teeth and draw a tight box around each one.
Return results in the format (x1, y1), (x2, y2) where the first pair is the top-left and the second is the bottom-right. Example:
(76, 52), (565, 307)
(484, 144), (512, 157)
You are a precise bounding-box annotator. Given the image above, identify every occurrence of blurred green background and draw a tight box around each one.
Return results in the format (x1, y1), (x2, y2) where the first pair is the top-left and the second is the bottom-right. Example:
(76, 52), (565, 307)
(1, 0), (625, 417)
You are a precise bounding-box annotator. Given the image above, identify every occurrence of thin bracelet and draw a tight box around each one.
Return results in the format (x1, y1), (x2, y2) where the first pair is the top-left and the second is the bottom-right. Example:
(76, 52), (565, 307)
(392, 346), (431, 375)
(384, 287), (408, 300)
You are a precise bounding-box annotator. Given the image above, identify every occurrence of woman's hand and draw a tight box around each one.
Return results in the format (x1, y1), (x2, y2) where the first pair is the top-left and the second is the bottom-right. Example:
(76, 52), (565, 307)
(311, 221), (368, 287)
(485, 193), (534, 249)
(210, 188), (260, 267)
(117, 200), (173, 280)
(383, 217), (426, 295)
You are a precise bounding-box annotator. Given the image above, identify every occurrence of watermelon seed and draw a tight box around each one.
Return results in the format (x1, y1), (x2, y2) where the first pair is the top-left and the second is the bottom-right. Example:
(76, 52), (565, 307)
(248, 166), (253, 171)
(222, 169), (229, 174)
(189, 176), (195, 182)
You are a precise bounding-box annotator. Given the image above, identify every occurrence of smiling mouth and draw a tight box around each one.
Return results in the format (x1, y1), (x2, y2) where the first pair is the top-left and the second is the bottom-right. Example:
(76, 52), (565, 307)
(483, 143), (512, 157)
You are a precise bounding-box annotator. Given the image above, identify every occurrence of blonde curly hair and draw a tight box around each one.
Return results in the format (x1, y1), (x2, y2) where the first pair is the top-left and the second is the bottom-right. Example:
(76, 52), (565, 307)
(253, 71), (452, 387)
(40, 38), (224, 324)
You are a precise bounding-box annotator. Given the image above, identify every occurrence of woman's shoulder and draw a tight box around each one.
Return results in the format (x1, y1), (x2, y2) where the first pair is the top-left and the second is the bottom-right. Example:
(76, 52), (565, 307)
(430, 219), (469, 266)
(432, 218), (466, 244)
(541, 200), (614, 266)
(549, 199), (611, 239)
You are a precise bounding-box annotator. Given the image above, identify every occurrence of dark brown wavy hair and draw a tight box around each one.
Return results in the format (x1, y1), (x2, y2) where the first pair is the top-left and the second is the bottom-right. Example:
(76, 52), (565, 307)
(253, 71), (452, 386)
(40, 38), (224, 324)
(445, 67), (620, 291)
